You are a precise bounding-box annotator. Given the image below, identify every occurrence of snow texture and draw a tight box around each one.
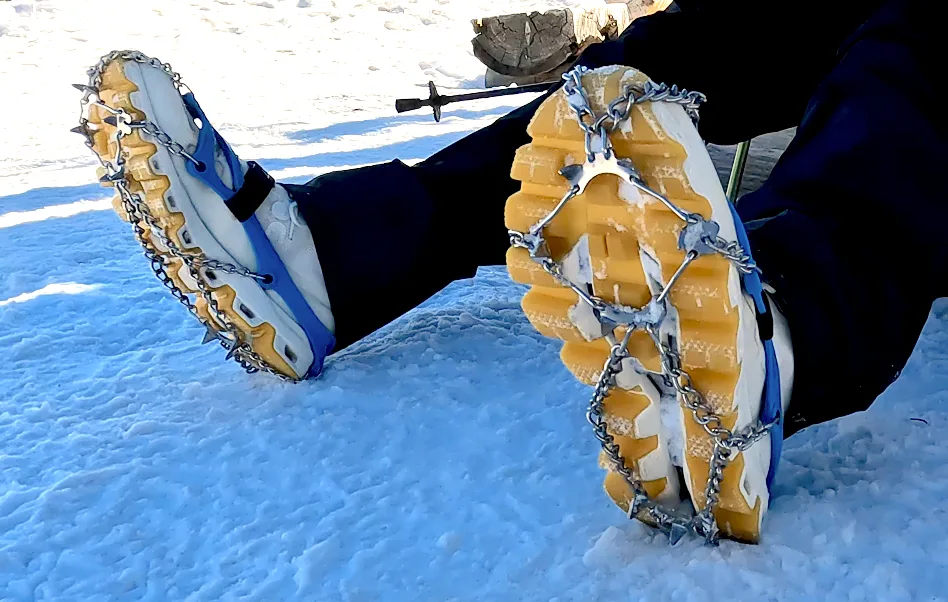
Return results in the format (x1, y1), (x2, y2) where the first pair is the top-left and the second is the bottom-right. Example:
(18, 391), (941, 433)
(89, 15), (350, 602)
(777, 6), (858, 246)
(1, 1), (946, 600)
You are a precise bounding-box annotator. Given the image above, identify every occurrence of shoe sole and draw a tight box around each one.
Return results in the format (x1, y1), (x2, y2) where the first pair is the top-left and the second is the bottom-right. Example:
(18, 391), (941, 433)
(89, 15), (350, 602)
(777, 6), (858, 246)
(504, 66), (766, 542)
(87, 58), (307, 379)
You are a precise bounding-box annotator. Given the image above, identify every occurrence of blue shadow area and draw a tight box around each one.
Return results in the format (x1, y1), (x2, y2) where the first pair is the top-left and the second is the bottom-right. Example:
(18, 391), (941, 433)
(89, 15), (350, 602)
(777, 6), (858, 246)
(0, 205), (135, 301)
(0, 182), (109, 214)
(0, 102), (520, 218)
(287, 105), (520, 143)
(256, 130), (481, 175)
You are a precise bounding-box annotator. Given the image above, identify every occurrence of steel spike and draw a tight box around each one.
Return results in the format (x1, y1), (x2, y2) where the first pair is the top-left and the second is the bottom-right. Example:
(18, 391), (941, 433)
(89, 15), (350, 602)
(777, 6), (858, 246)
(224, 340), (241, 360)
(667, 523), (689, 546)
(72, 83), (96, 94)
(99, 170), (124, 184)
(70, 125), (88, 135)
(201, 325), (221, 345)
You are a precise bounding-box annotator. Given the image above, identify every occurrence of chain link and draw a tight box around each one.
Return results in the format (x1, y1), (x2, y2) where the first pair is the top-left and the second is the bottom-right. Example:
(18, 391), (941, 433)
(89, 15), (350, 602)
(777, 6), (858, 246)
(511, 66), (775, 544)
(134, 120), (204, 167)
(563, 68), (707, 163)
(75, 51), (293, 381)
(704, 236), (760, 275)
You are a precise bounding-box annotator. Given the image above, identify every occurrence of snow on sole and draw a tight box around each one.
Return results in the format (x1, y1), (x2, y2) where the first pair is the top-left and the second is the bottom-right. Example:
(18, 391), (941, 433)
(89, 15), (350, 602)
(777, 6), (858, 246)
(504, 67), (765, 543)
(87, 58), (307, 380)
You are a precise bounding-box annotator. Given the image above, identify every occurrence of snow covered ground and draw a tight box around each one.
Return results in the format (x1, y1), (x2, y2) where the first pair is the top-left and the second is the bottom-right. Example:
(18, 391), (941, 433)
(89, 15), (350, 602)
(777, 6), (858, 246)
(2, 1), (947, 600)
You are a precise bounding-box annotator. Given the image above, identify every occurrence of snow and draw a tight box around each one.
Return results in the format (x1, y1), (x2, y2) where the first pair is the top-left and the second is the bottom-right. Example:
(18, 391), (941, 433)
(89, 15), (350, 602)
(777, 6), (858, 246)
(1, 1), (947, 600)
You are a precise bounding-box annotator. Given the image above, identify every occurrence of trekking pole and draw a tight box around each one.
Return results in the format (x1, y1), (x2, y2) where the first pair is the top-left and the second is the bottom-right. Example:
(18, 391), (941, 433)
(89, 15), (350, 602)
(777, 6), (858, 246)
(726, 139), (751, 204)
(395, 80), (556, 122)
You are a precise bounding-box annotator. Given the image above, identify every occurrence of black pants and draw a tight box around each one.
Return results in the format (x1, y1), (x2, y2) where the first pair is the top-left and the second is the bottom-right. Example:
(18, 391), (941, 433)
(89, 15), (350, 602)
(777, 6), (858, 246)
(285, 0), (945, 436)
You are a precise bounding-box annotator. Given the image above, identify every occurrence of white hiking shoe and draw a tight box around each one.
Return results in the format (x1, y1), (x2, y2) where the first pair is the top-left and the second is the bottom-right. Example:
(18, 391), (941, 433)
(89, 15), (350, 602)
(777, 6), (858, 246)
(75, 51), (335, 380)
(505, 66), (793, 543)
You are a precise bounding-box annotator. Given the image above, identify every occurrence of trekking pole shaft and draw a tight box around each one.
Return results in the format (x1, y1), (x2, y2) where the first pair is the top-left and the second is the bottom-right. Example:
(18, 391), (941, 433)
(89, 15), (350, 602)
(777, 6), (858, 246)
(437, 82), (555, 107)
(726, 139), (751, 203)
(395, 82), (555, 114)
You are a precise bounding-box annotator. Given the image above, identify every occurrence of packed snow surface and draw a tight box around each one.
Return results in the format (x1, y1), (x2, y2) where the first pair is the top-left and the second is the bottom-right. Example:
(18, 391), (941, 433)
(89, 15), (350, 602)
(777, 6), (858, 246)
(2, 1), (947, 600)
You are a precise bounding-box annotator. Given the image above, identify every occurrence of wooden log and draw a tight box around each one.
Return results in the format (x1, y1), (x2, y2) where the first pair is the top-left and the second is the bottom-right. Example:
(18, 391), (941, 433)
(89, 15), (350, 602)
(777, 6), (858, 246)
(481, 35), (601, 88)
(470, 5), (629, 78)
(471, 1), (673, 80)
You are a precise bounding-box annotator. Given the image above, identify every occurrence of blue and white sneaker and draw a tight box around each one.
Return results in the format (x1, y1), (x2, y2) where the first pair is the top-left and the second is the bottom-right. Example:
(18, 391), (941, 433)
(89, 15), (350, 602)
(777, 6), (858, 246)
(505, 66), (793, 542)
(76, 51), (335, 380)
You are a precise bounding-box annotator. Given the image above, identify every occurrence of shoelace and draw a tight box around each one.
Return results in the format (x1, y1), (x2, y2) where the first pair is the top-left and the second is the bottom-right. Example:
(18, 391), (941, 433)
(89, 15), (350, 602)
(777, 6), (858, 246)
(287, 200), (303, 241)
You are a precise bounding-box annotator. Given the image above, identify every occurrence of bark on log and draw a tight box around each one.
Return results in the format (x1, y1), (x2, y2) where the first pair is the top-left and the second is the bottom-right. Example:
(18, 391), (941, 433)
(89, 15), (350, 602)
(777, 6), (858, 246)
(483, 63), (572, 88)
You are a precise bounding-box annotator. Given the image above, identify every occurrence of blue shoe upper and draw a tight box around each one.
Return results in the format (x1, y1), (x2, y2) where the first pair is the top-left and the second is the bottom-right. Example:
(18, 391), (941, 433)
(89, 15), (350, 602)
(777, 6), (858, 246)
(727, 201), (783, 490)
(180, 92), (335, 378)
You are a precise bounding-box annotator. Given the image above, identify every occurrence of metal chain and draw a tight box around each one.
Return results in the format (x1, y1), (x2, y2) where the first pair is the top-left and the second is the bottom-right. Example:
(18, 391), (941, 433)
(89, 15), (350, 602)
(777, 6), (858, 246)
(654, 331), (774, 538)
(562, 68), (707, 162)
(613, 80), (707, 126)
(704, 236), (760, 274)
(134, 120), (204, 167)
(75, 51), (293, 381)
(510, 66), (775, 544)
(88, 50), (188, 93)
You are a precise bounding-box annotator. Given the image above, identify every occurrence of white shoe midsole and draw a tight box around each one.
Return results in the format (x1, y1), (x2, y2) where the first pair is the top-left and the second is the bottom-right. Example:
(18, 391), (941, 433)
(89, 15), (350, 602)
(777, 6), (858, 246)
(124, 60), (316, 377)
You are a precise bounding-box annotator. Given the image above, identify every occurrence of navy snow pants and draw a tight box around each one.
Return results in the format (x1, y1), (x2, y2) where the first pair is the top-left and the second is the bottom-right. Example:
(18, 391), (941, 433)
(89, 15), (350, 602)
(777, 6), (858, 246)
(285, 0), (945, 436)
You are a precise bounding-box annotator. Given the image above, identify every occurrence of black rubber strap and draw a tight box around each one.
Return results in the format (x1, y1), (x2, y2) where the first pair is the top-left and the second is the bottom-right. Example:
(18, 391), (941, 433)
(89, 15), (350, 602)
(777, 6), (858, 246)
(225, 160), (275, 222)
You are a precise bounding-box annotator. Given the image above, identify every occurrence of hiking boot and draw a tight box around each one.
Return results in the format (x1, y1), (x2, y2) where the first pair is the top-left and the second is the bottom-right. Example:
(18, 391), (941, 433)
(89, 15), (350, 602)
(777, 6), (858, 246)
(77, 51), (335, 380)
(505, 66), (793, 543)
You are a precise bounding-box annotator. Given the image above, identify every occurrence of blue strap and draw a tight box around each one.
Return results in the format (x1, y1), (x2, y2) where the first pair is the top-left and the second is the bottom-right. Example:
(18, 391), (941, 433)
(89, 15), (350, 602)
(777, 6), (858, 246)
(180, 93), (335, 377)
(182, 93), (244, 199)
(726, 201), (783, 492)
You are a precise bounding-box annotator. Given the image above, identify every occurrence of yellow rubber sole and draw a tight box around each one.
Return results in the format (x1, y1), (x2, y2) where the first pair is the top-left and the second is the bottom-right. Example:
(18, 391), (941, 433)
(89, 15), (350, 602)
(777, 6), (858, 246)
(504, 67), (762, 542)
(88, 59), (298, 379)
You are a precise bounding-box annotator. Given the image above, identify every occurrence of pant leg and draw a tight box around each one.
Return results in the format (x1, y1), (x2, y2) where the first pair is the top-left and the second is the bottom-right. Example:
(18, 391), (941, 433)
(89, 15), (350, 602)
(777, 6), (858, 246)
(579, 0), (882, 144)
(736, 0), (946, 435)
(285, 94), (551, 349)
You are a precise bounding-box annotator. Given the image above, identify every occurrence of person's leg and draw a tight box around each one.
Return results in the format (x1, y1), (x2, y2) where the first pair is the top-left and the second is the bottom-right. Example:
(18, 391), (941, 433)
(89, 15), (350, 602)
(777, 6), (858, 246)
(284, 93), (551, 349)
(737, 0), (945, 434)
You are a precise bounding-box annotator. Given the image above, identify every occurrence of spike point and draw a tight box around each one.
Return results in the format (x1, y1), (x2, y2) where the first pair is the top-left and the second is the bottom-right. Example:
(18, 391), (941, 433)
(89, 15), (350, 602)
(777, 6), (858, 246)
(225, 344), (241, 361)
(98, 167), (124, 184)
(72, 83), (95, 93)
(667, 523), (689, 546)
(201, 325), (221, 345)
